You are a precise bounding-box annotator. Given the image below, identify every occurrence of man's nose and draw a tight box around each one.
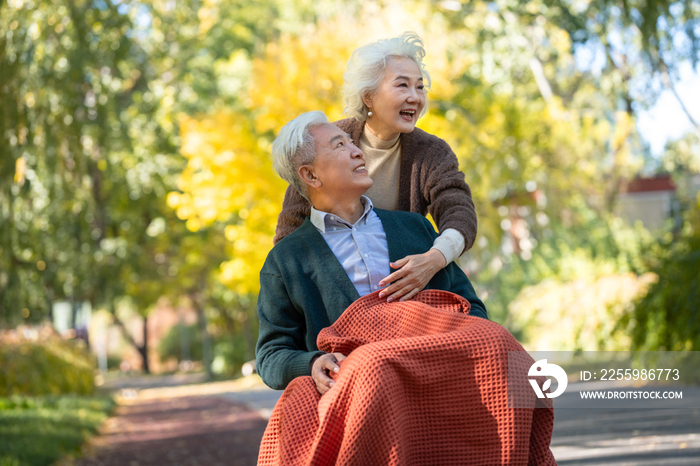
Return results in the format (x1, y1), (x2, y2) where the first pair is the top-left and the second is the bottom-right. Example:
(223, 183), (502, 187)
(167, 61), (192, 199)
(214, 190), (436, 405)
(351, 145), (364, 159)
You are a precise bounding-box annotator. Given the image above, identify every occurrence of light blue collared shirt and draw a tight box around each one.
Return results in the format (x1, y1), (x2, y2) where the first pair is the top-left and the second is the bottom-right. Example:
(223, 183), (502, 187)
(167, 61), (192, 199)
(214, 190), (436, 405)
(310, 196), (391, 297)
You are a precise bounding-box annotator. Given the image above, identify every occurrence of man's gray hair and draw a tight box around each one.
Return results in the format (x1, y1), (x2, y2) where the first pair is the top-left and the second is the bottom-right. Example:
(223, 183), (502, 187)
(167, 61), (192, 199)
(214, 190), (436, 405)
(342, 31), (431, 122)
(271, 111), (330, 199)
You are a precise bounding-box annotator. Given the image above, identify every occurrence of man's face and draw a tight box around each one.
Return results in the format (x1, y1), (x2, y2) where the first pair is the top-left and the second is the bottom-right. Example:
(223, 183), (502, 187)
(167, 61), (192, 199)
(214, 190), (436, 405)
(306, 123), (373, 197)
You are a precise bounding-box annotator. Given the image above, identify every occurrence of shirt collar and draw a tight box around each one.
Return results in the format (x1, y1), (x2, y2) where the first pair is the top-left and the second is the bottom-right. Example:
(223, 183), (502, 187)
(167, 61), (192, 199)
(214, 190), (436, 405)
(310, 196), (374, 233)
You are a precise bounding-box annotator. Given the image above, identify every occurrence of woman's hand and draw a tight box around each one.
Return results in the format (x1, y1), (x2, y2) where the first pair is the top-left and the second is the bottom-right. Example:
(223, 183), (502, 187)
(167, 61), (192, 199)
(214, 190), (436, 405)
(378, 248), (447, 302)
(310, 352), (347, 395)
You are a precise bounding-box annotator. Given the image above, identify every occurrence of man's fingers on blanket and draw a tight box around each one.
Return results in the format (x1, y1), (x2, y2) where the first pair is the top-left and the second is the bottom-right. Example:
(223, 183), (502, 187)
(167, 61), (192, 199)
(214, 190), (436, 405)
(311, 367), (334, 394)
(312, 353), (346, 394)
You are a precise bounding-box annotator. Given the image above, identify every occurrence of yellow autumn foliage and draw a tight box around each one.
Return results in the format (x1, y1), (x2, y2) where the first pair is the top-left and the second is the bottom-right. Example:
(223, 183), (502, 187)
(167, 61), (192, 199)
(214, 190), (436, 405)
(168, 113), (287, 295)
(170, 22), (366, 295)
(247, 27), (355, 132)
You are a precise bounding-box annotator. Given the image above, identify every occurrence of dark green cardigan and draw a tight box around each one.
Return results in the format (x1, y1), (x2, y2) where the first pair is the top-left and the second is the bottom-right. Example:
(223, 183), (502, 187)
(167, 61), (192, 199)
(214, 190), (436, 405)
(256, 208), (487, 390)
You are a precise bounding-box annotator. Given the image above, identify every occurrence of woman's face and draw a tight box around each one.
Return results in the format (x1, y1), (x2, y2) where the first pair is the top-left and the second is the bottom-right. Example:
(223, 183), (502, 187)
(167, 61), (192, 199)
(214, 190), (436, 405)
(364, 57), (426, 141)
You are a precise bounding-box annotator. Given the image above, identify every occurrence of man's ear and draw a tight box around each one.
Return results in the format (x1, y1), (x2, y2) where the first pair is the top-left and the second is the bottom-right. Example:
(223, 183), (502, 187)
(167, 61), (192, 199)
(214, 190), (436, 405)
(298, 165), (321, 189)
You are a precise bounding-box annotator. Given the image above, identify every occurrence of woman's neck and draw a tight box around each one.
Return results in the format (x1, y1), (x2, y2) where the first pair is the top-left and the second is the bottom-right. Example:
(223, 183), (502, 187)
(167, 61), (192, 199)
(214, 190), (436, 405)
(364, 120), (401, 142)
(362, 124), (401, 150)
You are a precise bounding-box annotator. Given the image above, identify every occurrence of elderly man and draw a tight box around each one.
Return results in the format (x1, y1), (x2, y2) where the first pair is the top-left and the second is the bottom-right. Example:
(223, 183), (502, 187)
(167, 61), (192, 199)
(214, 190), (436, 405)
(256, 111), (487, 394)
(255, 111), (555, 466)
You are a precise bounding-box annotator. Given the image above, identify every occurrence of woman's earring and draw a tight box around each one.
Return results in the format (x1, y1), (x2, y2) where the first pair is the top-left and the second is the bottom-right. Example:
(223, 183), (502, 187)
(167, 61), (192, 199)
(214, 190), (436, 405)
(368, 110), (373, 117)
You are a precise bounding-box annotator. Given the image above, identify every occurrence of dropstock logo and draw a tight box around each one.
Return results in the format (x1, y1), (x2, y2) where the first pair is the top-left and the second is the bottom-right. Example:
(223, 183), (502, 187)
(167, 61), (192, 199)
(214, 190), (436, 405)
(528, 359), (568, 398)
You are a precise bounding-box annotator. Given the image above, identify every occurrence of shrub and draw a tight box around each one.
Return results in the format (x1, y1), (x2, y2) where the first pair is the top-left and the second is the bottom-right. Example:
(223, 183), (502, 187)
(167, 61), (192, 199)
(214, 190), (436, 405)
(157, 323), (203, 362)
(623, 205), (700, 350)
(158, 323), (252, 376)
(510, 272), (657, 351)
(475, 200), (653, 326)
(0, 327), (96, 397)
(0, 395), (114, 466)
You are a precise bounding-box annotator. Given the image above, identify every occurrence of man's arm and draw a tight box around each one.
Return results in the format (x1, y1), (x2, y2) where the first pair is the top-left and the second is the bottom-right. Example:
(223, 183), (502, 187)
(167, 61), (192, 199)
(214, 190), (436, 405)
(256, 269), (324, 390)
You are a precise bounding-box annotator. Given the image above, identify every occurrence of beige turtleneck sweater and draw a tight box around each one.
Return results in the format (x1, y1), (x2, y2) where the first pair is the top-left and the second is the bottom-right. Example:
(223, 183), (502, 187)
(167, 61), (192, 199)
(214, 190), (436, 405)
(359, 126), (465, 264)
(360, 125), (401, 210)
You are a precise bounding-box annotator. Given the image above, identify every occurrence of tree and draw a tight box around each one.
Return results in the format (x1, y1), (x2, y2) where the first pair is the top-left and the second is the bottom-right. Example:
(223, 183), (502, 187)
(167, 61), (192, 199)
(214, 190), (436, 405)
(1, 0), (147, 325)
(2, 0), (308, 374)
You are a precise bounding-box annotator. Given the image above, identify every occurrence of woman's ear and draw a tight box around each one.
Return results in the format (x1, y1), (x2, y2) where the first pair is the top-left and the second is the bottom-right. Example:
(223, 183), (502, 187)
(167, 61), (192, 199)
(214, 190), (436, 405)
(299, 165), (321, 189)
(362, 93), (373, 109)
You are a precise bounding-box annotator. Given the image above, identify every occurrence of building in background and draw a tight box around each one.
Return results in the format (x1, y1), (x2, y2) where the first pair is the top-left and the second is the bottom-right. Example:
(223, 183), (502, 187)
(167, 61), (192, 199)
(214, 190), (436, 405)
(617, 175), (680, 231)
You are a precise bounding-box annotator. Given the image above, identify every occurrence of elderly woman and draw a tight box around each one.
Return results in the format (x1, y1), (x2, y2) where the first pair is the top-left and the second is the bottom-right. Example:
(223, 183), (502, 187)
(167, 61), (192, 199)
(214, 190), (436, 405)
(274, 32), (477, 303)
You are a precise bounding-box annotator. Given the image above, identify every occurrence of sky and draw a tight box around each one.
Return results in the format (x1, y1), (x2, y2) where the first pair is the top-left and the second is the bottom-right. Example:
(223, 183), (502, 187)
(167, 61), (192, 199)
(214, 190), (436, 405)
(636, 62), (700, 156)
(575, 36), (699, 158)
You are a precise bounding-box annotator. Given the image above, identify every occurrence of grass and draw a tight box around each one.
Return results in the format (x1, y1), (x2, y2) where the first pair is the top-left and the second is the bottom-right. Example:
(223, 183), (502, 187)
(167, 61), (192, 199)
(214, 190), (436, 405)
(0, 395), (115, 466)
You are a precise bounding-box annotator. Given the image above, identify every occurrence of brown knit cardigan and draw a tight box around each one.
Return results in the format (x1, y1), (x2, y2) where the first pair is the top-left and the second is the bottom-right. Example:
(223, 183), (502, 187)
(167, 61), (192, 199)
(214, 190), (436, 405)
(273, 118), (478, 252)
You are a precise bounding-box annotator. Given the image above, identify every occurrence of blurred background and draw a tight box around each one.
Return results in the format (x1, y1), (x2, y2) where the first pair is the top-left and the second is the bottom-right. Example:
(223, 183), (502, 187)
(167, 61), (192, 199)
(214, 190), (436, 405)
(1, 0), (699, 462)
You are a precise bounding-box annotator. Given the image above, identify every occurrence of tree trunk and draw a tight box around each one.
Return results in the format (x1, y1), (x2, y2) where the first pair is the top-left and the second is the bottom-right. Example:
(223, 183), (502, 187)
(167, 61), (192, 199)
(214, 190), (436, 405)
(139, 315), (150, 374)
(602, 44), (634, 212)
(198, 309), (213, 380)
(108, 300), (150, 374)
(190, 292), (213, 380)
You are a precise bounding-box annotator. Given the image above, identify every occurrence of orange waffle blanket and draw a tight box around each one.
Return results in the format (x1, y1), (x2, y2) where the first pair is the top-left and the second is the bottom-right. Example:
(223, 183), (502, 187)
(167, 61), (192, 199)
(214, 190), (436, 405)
(258, 290), (556, 466)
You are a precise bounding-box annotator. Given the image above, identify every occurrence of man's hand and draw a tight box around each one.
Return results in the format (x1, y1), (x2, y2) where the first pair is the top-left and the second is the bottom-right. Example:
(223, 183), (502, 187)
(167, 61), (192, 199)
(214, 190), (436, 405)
(378, 248), (447, 302)
(311, 352), (347, 395)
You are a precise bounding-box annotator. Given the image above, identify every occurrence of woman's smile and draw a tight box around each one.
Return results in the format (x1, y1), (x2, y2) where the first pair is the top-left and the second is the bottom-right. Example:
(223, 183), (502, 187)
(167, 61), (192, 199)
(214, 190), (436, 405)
(399, 108), (417, 121)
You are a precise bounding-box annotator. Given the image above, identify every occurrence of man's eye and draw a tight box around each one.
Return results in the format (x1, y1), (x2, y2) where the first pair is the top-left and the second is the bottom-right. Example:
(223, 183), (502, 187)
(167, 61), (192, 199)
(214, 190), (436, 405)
(399, 83), (408, 87)
(418, 85), (425, 90)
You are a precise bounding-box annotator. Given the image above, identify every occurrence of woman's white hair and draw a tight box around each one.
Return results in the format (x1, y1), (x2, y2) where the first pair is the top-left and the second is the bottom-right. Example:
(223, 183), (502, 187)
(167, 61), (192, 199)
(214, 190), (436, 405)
(271, 111), (330, 200)
(342, 31), (431, 122)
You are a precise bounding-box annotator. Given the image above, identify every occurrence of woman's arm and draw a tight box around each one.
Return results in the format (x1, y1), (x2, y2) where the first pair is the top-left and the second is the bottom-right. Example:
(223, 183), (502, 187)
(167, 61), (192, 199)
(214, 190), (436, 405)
(378, 138), (477, 302)
(273, 185), (312, 245)
(422, 139), (477, 253)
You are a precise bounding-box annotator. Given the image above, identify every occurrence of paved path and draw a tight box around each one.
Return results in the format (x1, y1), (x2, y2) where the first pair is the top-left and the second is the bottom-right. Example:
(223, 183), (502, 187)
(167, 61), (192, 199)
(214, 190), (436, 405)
(550, 383), (700, 464)
(72, 375), (699, 465)
(66, 375), (270, 466)
(72, 396), (267, 466)
(223, 383), (700, 465)
(552, 407), (700, 465)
